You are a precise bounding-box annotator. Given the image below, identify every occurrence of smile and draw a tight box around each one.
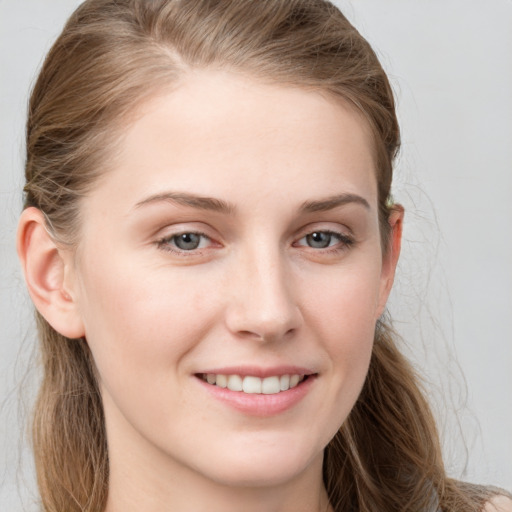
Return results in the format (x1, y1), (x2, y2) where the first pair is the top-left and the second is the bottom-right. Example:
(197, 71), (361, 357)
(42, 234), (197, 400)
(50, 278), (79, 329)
(199, 373), (306, 394)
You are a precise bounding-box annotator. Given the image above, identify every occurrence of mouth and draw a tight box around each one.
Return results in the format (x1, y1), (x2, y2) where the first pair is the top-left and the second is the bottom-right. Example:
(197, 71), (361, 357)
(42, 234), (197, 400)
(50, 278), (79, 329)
(197, 373), (311, 395)
(195, 369), (317, 416)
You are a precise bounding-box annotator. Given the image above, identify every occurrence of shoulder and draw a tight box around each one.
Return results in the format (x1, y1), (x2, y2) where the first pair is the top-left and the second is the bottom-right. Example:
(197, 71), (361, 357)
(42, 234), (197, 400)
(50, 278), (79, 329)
(483, 495), (512, 512)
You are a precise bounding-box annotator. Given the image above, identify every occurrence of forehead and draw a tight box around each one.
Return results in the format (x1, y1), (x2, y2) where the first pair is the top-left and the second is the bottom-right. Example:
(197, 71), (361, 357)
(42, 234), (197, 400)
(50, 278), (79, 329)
(85, 70), (378, 216)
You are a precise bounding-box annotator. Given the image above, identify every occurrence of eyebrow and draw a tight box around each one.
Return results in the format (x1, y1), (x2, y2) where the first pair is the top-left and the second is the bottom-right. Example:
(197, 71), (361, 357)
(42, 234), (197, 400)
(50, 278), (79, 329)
(134, 192), (236, 214)
(299, 193), (370, 213)
(134, 191), (370, 215)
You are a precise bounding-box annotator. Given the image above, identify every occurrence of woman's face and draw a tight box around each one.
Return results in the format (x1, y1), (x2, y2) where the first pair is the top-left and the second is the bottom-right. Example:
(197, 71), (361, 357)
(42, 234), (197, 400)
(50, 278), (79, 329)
(68, 70), (400, 489)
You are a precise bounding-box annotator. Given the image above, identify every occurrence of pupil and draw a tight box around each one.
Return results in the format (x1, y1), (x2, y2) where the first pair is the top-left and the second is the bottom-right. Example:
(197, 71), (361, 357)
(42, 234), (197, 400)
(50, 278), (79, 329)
(175, 233), (200, 250)
(307, 232), (331, 248)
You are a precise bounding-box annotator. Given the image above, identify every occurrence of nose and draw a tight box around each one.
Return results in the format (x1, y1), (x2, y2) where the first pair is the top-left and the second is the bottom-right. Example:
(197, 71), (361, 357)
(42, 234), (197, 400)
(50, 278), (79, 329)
(224, 244), (303, 343)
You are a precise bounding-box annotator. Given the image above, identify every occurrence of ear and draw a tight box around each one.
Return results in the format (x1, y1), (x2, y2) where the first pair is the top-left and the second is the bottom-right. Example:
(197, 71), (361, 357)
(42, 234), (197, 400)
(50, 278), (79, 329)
(376, 205), (404, 317)
(17, 207), (85, 339)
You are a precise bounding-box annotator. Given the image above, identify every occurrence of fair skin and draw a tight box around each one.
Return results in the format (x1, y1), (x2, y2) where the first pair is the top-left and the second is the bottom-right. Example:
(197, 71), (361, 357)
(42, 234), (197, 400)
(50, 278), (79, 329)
(485, 497), (512, 512)
(18, 70), (404, 512)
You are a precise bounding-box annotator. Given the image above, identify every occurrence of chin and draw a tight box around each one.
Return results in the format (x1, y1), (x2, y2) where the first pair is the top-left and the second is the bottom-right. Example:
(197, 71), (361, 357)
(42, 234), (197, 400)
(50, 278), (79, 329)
(206, 461), (309, 488)
(191, 436), (324, 488)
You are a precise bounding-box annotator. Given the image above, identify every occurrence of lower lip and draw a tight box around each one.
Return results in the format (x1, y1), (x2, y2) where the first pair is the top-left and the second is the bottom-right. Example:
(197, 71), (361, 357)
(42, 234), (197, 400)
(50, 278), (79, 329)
(196, 376), (316, 416)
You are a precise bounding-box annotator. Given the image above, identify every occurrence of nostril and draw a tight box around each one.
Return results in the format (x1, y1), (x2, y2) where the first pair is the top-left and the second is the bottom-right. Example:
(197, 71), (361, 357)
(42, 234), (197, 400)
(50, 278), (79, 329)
(224, 272), (303, 340)
(236, 327), (296, 343)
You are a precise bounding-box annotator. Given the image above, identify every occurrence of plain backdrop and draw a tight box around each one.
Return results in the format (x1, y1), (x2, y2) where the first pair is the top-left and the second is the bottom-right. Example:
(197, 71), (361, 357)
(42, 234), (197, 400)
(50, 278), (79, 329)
(1, 0), (511, 509)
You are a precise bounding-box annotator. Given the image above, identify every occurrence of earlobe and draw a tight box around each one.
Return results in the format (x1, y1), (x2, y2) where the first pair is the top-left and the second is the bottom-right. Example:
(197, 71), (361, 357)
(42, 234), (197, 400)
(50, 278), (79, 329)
(376, 205), (404, 317)
(17, 207), (85, 339)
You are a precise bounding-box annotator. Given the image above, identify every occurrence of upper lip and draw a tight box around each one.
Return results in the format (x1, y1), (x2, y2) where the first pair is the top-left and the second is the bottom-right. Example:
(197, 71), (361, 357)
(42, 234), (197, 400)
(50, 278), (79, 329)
(196, 365), (316, 378)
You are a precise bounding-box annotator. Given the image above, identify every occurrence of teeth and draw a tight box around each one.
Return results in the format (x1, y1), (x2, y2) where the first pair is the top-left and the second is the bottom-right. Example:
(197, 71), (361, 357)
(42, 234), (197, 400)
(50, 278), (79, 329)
(202, 373), (307, 395)
(290, 374), (300, 388)
(243, 376), (262, 394)
(216, 374), (227, 388)
(280, 374), (290, 391)
(227, 374), (243, 392)
(261, 376), (280, 394)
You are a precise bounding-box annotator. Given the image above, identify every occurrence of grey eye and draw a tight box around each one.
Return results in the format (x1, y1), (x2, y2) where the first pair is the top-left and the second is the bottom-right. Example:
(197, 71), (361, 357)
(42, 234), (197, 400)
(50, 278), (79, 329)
(173, 233), (202, 250)
(305, 232), (334, 248)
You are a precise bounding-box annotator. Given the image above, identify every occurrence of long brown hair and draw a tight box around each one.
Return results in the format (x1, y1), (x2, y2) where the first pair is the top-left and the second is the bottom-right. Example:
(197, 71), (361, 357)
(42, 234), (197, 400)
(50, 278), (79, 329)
(23, 1), (492, 510)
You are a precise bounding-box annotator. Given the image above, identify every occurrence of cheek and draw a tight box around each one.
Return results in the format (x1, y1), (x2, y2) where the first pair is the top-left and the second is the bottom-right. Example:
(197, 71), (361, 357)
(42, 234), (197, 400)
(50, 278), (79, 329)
(302, 258), (381, 406)
(75, 259), (225, 447)
(304, 255), (382, 342)
(75, 255), (219, 393)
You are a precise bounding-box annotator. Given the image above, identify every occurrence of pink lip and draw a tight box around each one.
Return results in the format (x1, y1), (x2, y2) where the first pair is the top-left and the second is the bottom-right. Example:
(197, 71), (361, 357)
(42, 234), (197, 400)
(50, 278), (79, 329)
(195, 371), (317, 417)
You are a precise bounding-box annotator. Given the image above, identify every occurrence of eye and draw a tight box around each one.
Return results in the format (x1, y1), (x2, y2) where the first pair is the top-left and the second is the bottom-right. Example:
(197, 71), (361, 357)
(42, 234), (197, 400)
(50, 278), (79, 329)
(304, 231), (336, 249)
(157, 231), (211, 252)
(295, 230), (353, 250)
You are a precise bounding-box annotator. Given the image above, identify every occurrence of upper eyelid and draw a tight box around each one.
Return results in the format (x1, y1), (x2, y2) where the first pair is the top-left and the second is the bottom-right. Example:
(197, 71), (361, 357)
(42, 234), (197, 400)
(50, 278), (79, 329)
(153, 221), (354, 245)
(294, 223), (354, 240)
(158, 230), (211, 244)
(297, 229), (349, 239)
(294, 230), (354, 246)
(154, 222), (216, 239)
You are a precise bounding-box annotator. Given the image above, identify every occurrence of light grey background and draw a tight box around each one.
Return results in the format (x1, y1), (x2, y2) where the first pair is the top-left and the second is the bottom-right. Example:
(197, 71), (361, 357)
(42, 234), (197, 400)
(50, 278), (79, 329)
(1, 0), (511, 509)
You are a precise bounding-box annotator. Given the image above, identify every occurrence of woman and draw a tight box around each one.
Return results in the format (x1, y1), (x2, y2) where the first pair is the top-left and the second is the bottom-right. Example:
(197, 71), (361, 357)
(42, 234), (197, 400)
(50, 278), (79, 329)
(14, 0), (511, 511)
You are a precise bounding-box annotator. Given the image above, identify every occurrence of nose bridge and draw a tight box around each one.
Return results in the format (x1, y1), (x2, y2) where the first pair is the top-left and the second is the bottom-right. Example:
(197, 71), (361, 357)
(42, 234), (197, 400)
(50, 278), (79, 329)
(226, 238), (302, 341)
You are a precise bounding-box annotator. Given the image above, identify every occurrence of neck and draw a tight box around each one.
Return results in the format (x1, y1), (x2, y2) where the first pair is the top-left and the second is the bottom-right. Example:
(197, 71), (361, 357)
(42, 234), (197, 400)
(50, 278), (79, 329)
(106, 466), (332, 512)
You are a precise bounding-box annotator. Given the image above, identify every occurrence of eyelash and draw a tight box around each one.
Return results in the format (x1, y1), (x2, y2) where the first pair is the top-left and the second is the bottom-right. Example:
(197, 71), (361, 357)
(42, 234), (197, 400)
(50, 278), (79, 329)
(156, 229), (355, 255)
(156, 231), (212, 255)
(294, 230), (355, 254)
